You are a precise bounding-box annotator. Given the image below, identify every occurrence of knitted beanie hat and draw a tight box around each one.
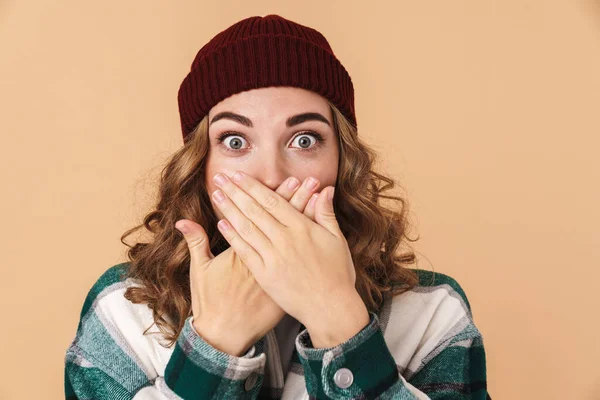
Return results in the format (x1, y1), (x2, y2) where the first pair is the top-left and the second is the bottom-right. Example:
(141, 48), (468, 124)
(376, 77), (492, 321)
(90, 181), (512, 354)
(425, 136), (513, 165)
(177, 14), (356, 143)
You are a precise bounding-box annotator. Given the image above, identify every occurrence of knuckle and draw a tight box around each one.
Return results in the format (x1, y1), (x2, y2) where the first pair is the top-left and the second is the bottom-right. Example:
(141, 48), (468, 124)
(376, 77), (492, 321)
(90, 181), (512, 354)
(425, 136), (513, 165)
(187, 236), (206, 250)
(240, 220), (256, 237)
(247, 200), (266, 219)
(245, 179), (256, 192)
(321, 210), (336, 219)
(263, 194), (279, 210)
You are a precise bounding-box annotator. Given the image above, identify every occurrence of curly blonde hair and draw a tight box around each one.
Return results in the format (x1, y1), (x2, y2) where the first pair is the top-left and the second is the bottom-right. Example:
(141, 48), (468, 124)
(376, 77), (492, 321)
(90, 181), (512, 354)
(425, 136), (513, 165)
(120, 101), (420, 347)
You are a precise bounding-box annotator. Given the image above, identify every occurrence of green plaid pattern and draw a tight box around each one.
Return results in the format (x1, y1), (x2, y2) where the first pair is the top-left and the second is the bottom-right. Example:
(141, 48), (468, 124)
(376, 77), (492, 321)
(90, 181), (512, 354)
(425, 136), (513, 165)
(65, 263), (490, 399)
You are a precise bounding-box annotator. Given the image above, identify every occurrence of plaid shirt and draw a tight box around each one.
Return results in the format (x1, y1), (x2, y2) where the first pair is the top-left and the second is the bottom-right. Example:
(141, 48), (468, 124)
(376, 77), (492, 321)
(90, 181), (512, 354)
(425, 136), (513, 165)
(65, 263), (490, 399)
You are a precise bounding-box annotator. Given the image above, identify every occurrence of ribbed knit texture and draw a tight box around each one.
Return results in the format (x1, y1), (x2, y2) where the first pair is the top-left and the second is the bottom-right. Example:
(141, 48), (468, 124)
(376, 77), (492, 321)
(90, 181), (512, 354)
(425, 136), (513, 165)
(177, 14), (356, 143)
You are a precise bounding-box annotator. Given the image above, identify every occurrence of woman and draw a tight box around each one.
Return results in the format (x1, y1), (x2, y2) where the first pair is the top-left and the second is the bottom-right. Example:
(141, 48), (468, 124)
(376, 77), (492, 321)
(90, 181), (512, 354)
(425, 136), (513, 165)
(64, 14), (490, 399)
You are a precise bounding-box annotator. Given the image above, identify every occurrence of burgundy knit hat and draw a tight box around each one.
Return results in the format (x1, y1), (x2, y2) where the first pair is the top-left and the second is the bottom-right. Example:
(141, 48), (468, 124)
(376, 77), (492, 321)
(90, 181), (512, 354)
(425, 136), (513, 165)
(177, 14), (356, 143)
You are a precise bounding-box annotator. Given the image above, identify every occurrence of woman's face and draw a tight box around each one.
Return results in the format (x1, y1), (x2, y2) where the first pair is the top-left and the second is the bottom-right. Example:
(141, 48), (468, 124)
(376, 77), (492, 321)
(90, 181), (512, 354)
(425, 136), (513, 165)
(205, 86), (339, 221)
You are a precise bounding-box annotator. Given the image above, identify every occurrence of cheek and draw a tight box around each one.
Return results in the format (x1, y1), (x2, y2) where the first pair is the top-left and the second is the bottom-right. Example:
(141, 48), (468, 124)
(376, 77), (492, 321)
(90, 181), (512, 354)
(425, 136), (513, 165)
(204, 160), (219, 195)
(312, 164), (339, 188)
(203, 164), (215, 204)
(318, 151), (339, 184)
(205, 182), (215, 201)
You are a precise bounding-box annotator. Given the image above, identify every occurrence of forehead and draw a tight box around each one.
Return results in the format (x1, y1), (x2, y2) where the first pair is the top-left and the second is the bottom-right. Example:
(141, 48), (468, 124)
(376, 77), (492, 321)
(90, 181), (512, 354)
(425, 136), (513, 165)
(208, 86), (331, 121)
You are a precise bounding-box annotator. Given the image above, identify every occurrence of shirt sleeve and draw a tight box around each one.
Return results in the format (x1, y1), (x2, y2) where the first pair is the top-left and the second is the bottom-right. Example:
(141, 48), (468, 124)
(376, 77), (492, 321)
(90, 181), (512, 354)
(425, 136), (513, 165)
(65, 312), (267, 399)
(294, 311), (489, 399)
(163, 316), (267, 398)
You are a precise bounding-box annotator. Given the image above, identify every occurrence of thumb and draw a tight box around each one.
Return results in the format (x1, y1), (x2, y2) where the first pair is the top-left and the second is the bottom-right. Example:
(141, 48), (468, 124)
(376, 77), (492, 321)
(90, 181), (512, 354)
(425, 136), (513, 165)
(315, 187), (342, 237)
(175, 219), (214, 267)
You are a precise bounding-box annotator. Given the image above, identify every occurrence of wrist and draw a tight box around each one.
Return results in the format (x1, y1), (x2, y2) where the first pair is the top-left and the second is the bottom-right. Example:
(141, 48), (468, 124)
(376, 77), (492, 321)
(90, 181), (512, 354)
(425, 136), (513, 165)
(305, 292), (370, 349)
(192, 318), (252, 357)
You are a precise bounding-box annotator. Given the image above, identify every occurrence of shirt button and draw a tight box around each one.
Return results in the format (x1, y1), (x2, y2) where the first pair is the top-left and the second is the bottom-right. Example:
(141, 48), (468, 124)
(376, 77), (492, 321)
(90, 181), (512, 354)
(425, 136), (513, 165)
(333, 367), (354, 389)
(244, 372), (258, 391)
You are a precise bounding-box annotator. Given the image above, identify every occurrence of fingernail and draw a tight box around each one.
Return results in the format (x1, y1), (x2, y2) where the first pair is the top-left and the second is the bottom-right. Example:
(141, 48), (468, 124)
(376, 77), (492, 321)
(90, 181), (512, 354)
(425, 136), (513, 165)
(175, 222), (189, 234)
(287, 177), (300, 190)
(213, 173), (226, 186)
(232, 171), (243, 182)
(213, 190), (226, 203)
(305, 177), (318, 190)
(328, 187), (335, 201)
(217, 219), (230, 231)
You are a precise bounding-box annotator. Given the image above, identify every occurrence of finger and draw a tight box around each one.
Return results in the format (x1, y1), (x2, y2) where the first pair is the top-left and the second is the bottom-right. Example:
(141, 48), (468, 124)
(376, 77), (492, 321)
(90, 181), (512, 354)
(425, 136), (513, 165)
(226, 170), (310, 229)
(274, 177), (301, 201)
(275, 176), (321, 221)
(314, 186), (343, 237)
(175, 219), (214, 267)
(289, 177), (321, 214)
(303, 192), (319, 220)
(211, 186), (275, 257)
(213, 172), (284, 238)
(215, 218), (264, 275)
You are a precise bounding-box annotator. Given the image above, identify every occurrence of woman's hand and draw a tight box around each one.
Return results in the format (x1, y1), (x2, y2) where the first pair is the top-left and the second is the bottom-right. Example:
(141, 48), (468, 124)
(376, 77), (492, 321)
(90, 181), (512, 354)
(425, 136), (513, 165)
(210, 170), (369, 347)
(175, 175), (324, 356)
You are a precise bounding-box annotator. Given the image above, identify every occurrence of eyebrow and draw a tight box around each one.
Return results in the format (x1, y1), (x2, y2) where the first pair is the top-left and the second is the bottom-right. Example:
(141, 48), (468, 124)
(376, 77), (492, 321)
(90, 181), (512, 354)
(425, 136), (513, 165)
(209, 112), (331, 128)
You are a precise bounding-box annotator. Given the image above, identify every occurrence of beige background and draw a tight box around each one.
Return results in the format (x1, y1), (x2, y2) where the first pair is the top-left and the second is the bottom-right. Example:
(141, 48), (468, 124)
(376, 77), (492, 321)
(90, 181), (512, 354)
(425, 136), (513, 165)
(1, 1), (599, 399)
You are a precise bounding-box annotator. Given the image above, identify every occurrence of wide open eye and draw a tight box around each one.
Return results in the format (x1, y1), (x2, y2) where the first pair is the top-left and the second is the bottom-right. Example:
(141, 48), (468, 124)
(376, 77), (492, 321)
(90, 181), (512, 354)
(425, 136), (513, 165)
(290, 132), (325, 152)
(216, 133), (249, 151)
(215, 131), (325, 153)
